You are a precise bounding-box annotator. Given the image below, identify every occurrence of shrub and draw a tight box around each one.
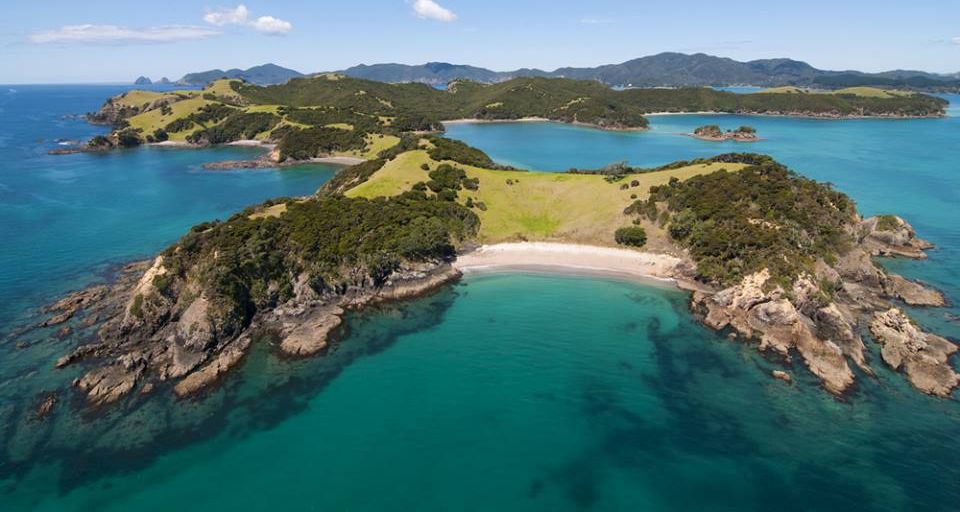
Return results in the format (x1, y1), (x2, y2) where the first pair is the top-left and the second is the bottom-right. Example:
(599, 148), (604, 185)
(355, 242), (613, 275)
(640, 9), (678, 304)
(615, 227), (648, 247)
(875, 215), (900, 231)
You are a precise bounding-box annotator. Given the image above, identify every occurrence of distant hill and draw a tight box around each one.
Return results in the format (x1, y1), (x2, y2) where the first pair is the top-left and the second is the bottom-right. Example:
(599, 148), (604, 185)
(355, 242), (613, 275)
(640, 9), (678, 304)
(167, 55), (959, 91)
(134, 76), (152, 85)
(341, 62), (548, 85)
(337, 53), (960, 91)
(177, 64), (303, 86)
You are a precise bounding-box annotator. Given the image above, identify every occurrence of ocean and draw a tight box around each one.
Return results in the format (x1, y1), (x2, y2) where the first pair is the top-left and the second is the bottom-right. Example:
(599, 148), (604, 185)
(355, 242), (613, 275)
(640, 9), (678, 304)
(0, 86), (957, 511)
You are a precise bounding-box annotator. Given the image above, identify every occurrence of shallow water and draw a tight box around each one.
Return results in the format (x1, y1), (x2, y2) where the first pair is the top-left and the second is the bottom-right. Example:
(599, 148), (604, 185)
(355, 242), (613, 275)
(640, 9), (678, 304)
(0, 87), (958, 511)
(445, 99), (960, 339)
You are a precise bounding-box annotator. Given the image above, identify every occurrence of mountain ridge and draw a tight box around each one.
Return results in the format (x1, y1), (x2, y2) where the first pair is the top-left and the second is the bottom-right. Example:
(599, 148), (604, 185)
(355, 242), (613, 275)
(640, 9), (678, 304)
(163, 53), (960, 90)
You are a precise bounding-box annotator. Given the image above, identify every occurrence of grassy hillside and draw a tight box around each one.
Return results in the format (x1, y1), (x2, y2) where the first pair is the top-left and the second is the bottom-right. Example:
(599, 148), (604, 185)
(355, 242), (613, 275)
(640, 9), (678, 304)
(757, 86), (914, 99)
(346, 149), (745, 244)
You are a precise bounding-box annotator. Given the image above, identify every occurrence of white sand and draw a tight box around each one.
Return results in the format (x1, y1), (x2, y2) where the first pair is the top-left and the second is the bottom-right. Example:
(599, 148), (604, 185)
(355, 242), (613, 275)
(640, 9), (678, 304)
(454, 242), (684, 283)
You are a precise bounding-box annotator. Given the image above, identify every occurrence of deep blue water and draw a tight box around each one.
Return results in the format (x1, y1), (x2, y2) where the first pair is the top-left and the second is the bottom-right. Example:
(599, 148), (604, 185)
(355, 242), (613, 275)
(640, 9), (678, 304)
(0, 87), (958, 511)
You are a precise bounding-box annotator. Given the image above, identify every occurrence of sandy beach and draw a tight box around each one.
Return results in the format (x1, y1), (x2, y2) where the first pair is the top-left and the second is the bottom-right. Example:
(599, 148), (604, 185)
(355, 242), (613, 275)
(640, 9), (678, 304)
(454, 242), (684, 284)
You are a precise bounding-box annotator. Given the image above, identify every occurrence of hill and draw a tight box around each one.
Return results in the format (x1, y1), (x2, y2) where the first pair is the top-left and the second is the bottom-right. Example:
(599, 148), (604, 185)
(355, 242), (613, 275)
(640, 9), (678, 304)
(177, 63), (304, 86)
(337, 53), (960, 91)
(341, 62), (549, 85)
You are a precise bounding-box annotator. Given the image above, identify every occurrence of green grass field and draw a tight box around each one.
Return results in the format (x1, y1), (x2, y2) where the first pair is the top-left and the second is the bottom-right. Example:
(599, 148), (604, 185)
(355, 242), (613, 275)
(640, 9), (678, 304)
(127, 97), (215, 140)
(335, 134), (401, 160)
(755, 86), (911, 98)
(346, 150), (746, 244)
(832, 87), (912, 98)
(205, 79), (245, 103)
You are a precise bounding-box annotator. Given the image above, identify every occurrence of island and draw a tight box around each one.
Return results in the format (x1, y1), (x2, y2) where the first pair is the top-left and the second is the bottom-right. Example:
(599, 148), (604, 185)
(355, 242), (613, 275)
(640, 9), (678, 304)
(56, 75), (946, 164)
(691, 125), (759, 142)
(32, 137), (958, 407)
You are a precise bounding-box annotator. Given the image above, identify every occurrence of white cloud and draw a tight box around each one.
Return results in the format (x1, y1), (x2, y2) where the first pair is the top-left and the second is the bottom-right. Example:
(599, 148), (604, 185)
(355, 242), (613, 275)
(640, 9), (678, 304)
(953, 37), (960, 45)
(203, 5), (251, 26)
(203, 4), (293, 34)
(412, 0), (458, 22)
(250, 16), (293, 34)
(28, 24), (219, 44)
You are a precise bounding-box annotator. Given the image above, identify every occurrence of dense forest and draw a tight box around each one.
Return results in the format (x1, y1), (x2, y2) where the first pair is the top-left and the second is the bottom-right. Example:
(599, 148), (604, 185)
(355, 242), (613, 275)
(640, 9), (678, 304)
(624, 154), (857, 287)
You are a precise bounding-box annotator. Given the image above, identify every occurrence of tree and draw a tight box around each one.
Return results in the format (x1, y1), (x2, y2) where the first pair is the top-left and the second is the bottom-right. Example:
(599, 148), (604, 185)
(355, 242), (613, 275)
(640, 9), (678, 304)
(614, 227), (647, 247)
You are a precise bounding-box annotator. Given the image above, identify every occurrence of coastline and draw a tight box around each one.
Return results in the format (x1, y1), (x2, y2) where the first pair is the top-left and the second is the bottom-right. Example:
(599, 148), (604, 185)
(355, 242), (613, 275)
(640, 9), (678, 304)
(685, 133), (761, 142)
(144, 140), (367, 169)
(643, 110), (944, 120)
(441, 118), (649, 132)
(454, 242), (685, 286)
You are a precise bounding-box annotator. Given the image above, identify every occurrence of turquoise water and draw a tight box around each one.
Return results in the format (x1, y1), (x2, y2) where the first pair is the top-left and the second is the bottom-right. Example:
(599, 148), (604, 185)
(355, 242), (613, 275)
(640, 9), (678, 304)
(1, 87), (959, 510)
(445, 101), (960, 337)
(0, 85), (339, 327)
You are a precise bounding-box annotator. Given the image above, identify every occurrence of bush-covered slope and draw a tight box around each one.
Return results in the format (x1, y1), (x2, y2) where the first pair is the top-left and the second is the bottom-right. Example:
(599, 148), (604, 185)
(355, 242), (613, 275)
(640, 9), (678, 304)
(625, 155), (856, 286)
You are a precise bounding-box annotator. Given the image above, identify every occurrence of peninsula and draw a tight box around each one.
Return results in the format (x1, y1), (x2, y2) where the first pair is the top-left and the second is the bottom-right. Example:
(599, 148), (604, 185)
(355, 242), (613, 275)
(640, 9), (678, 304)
(26, 73), (958, 409)
(36, 139), (958, 407)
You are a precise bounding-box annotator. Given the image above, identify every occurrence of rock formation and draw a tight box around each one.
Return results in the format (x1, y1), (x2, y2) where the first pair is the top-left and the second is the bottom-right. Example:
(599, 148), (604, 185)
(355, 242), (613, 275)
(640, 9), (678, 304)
(689, 215), (956, 396)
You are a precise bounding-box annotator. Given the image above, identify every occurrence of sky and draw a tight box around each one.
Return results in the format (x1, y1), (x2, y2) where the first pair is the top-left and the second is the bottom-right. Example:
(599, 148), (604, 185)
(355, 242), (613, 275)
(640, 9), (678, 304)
(1, 0), (958, 83)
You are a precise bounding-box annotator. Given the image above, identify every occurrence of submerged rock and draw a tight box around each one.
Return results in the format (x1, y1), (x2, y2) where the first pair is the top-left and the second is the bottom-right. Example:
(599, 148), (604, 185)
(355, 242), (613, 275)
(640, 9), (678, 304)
(771, 370), (792, 383)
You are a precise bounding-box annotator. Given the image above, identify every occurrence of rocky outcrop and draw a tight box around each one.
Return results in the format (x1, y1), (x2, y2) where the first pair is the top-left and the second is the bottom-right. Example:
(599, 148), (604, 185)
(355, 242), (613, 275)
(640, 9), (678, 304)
(860, 215), (934, 259)
(278, 264), (462, 357)
(695, 270), (856, 394)
(173, 336), (252, 398)
(869, 308), (959, 397)
(49, 258), (462, 407)
(883, 274), (946, 307)
(691, 223), (956, 397)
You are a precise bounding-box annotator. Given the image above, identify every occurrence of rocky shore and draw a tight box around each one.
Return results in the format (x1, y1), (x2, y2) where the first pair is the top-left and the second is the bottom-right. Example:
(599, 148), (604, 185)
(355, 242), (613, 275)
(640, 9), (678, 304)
(33, 212), (957, 408)
(44, 258), (462, 405)
(688, 215), (957, 397)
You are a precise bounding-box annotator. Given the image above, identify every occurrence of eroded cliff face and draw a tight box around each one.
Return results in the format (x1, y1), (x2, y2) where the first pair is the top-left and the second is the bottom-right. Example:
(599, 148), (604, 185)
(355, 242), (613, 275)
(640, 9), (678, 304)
(49, 257), (462, 406)
(689, 216), (956, 396)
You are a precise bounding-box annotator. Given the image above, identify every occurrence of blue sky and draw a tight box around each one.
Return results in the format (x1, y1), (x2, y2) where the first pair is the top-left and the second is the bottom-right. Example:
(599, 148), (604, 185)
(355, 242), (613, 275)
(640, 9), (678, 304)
(1, 0), (958, 83)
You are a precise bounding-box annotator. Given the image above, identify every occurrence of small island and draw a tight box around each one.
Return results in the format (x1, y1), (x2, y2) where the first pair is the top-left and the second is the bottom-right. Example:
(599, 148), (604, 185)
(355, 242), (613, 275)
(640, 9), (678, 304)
(692, 124), (759, 142)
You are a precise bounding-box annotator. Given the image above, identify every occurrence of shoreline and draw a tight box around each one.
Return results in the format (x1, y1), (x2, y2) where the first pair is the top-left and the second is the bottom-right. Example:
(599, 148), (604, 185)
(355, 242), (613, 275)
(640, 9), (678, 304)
(441, 118), (648, 132)
(643, 111), (944, 120)
(685, 133), (761, 143)
(453, 242), (685, 286)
